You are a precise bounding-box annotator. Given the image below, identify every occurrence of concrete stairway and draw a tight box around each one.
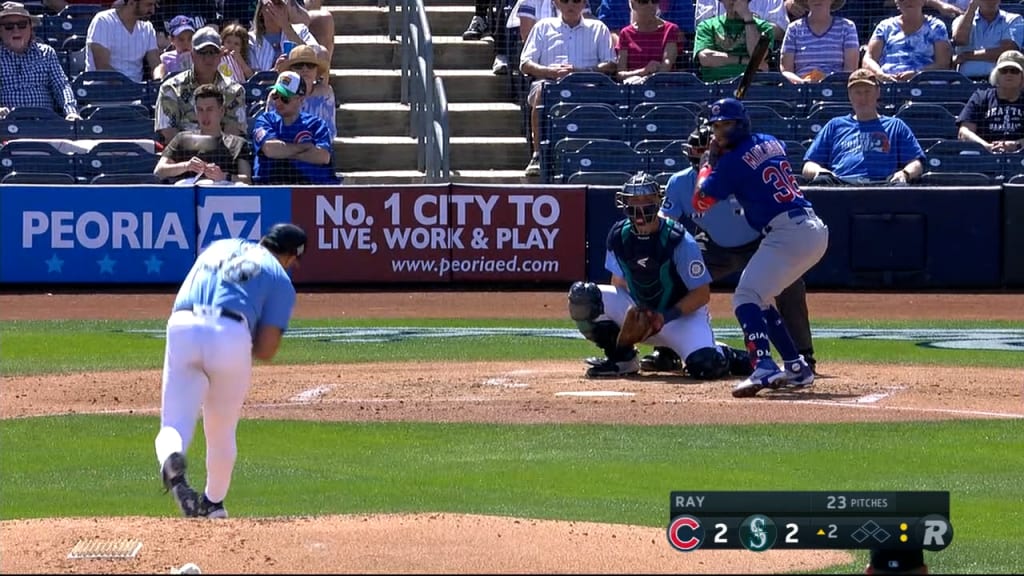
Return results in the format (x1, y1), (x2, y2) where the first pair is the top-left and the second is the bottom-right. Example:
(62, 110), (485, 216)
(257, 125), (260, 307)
(329, 0), (529, 184)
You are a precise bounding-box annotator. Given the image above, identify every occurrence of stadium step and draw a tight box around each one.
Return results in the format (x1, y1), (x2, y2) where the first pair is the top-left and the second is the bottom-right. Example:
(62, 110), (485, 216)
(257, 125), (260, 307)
(330, 69), (513, 104)
(328, 5), (476, 37)
(336, 136), (529, 172)
(342, 169), (527, 185)
(338, 102), (522, 137)
(332, 34), (494, 70)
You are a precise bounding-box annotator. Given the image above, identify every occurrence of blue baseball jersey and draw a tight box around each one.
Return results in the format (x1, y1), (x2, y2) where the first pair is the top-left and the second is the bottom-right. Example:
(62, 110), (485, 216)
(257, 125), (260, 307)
(661, 167), (761, 248)
(699, 133), (812, 232)
(252, 110), (338, 185)
(804, 114), (925, 183)
(173, 238), (297, 337)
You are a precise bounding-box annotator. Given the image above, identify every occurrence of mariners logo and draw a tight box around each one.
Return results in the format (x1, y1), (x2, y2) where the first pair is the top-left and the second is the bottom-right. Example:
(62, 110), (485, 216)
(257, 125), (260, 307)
(688, 260), (705, 278)
(738, 514), (777, 552)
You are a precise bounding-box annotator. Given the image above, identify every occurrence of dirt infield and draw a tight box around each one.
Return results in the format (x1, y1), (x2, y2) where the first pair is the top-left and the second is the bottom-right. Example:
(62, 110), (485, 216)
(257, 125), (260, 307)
(1, 291), (1021, 574)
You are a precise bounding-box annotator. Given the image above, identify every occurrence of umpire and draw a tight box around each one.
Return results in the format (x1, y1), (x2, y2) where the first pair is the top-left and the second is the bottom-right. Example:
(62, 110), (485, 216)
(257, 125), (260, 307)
(647, 123), (817, 373)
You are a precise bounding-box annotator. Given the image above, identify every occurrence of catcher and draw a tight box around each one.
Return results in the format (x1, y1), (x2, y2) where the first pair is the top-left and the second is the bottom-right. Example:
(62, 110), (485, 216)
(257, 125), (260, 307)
(568, 172), (751, 379)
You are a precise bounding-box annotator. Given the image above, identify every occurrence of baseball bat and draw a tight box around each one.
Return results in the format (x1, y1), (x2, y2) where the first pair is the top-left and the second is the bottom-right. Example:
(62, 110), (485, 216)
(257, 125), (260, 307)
(733, 31), (772, 100)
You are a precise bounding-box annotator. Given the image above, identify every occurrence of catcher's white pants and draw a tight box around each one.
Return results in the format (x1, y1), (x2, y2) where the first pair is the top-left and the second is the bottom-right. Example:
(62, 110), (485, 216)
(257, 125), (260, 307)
(597, 284), (716, 359)
(155, 309), (252, 504)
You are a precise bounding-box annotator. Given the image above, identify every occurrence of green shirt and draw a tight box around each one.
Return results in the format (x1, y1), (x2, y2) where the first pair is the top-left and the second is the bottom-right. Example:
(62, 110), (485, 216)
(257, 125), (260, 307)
(693, 15), (775, 83)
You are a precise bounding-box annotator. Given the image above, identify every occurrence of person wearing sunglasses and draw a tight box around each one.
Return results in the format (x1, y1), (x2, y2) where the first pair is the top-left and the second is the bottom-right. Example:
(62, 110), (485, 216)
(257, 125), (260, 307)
(0, 1), (80, 122)
(957, 49), (1024, 152)
(252, 70), (339, 185)
(265, 44), (335, 139)
(156, 26), (248, 145)
(519, 0), (617, 176)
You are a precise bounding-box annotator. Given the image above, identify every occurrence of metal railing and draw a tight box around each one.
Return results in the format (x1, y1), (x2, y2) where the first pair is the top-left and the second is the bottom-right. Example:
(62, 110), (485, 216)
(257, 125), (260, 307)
(389, 0), (450, 183)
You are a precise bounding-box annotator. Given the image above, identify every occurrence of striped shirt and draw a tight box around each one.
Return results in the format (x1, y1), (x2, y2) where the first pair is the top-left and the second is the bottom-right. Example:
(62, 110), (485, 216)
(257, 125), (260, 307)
(248, 25), (317, 73)
(85, 9), (158, 82)
(871, 15), (951, 75)
(953, 9), (1024, 79)
(520, 16), (616, 70)
(0, 42), (78, 116)
(781, 17), (859, 77)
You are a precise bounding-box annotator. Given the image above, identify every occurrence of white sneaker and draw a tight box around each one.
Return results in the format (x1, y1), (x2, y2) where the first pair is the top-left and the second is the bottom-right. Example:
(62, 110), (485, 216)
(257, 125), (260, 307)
(524, 154), (540, 177)
(492, 54), (508, 75)
(732, 360), (786, 398)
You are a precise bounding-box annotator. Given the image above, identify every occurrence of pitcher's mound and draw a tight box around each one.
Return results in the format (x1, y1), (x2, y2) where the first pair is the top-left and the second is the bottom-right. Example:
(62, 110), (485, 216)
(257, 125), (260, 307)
(1, 513), (852, 573)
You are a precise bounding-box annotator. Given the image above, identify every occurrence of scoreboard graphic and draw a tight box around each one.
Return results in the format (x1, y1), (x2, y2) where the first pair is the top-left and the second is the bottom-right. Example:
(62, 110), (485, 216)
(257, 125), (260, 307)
(666, 492), (952, 552)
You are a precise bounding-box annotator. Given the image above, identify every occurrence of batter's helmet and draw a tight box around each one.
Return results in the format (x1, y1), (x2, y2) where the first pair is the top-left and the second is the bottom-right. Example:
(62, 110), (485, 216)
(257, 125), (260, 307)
(261, 223), (308, 258)
(616, 172), (662, 228)
(708, 97), (751, 146)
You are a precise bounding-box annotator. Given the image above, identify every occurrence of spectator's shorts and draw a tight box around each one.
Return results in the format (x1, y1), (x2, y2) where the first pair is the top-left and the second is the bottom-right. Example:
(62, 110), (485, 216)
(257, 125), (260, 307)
(528, 79), (552, 106)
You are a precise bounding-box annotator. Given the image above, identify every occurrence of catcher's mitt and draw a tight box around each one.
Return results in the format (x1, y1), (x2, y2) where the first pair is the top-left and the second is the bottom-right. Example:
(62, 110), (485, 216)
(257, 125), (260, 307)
(616, 305), (664, 348)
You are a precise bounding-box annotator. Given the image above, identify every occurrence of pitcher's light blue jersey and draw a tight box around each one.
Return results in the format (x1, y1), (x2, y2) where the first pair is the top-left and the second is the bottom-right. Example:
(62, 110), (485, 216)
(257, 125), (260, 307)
(172, 238), (297, 336)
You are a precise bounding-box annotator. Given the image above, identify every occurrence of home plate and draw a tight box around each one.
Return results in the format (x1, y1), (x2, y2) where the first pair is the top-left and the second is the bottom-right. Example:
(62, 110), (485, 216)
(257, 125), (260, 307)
(555, 391), (636, 397)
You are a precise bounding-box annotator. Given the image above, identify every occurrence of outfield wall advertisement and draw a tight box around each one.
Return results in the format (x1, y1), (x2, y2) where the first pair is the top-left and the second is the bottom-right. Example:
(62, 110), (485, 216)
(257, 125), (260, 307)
(289, 185), (587, 283)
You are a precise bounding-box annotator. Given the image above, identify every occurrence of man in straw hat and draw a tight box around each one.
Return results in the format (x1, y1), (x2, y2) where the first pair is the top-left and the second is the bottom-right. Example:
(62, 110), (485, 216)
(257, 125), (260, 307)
(0, 1), (79, 120)
(267, 43), (335, 138)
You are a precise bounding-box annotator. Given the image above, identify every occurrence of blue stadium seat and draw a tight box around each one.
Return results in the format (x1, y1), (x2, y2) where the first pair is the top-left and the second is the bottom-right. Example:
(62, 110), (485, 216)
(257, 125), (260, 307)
(895, 103), (958, 140)
(923, 139), (1001, 177)
(562, 140), (644, 184)
(630, 101), (703, 120)
(802, 71), (852, 106)
(717, 72), (805, 110)
(782, 139), (807, 176)
(76, 105), (156, 140)
(74, 141), (158, 182)
(628, 104), (698, 144)
(744, 104), (796, 140)
(89, 173), (162, 185)
(0, 106), (76, 139)
(918, 171), (992, 186)
(40, 9), (94, 46)
(545, 137), (599, 183)
(244, 70), (280, 105)
(0, 140), (76, 178)
(626, 72), (714, 108)
(540, 72), (629, 110)
(1003, 152), (1024, 179)
(794, 104), (850, 141)
(889, 70), (978, 106)
(1, 171), (77, 184)
(71, 70), (146, 107)
(548, 104), (627, 143)
(565, 171), (633, 186)
(643, 139), (688, 175)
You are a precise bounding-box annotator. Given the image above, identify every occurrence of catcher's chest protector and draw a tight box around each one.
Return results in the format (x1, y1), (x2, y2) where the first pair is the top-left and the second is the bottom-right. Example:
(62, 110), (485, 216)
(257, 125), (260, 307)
(609, 219), (690, 312)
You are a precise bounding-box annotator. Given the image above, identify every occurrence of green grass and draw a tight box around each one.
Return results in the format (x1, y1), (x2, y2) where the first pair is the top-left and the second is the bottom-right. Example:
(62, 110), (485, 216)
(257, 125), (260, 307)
(1, 318), (1021, 376)
(1, 416), (1022, 573)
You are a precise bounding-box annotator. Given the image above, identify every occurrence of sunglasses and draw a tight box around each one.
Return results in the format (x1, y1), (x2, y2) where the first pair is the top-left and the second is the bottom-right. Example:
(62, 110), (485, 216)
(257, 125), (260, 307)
(196, 48), (220, 57)
(557, 0), (583, 4)
(291, 62), (318, 70)
(1, 21), (30, 31)
(272, 92), (293, 104)
(1000, 67), (1022, 75)
(635, 0), (656, 4)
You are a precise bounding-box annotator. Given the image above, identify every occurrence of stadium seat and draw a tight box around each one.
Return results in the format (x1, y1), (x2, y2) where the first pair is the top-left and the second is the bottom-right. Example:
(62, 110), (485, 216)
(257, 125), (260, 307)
(71, 70), (146, 107)
(744, 104), (796, 140)
(565, 170), (633, 186)
(717, 72), (804, 110)
(89, 173), (162, 185)
(628, 104), (698, 143)
(548, 104), (627, 143)
(918, 171), (992, 186)
(0, 140), (76, 178)
(644, 139), (688, 175)
(561, 140), (644, 184)
(74, 141), (159, 183)
(890, 70), (978, 106)
(794, 104), (850, 141)
(923, 139), (1002, 177)
(76, 105), (156, 140)
(626, 72), (714, 109)
(244, 70), (280, 105)
(540, 72), (629, 110)
(783, 139), (807, 174)
(653, 171), (674, 186)
(1001, 152), (1024, 180)
(895, 103), (958, 140)
(629, 101), (703, 120)
(802, 71), (852, 106)
(1, 171), (76, 184)
(0, 106), (76, 139)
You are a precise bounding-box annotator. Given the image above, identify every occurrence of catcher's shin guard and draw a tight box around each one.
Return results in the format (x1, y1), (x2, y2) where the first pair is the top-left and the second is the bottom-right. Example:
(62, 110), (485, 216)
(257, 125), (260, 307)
(640, 347), (682, 372)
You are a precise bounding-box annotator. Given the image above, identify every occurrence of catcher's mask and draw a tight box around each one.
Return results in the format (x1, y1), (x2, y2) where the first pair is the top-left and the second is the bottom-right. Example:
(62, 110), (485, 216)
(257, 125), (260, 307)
(682, 121), (711, 169)
(616, 172), (662, 230)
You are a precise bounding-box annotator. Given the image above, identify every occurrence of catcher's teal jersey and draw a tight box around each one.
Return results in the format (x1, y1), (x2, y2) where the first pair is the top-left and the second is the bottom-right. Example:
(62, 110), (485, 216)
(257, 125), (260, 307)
(603, 218), (712, 312)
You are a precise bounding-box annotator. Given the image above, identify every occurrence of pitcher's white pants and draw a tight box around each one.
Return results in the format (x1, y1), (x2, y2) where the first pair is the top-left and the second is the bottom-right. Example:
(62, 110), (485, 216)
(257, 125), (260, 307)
(155, 309), (252, 503)
(597, 285), (716, 359)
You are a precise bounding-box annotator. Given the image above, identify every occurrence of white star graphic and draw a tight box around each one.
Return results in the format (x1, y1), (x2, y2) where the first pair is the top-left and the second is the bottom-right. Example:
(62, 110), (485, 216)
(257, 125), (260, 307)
(45, 253), (64, 273)
(97, 254), (117, 274)
(143, 254), (164, 274)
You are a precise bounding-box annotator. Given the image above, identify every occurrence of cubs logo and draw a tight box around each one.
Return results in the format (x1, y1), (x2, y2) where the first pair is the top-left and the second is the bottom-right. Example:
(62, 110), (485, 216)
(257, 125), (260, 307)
(710, 104), (721, 116)
(294, 130), (314, 144)
(688, 260), (705, 278)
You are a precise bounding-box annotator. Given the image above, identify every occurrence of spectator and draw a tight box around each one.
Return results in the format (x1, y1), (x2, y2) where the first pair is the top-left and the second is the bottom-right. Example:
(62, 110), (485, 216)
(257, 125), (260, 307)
(152, 0), (217, 50)
(802, 68), (925, 184)
(85, 0), (159, 82)
(696, 0), (790, 40)
(780, 0), (859, 83)
(219, 22), (255, 82)
(863, 0), (952, 81)
(0, 2), (79, 120)
(265, 44), (335, 138)
(616, 0), (684, 84)
(513, 0), (593, 46)
(252, 70), (339, 184)
(957, 49), (1024, 150)
(463, 0), (492, 40)
(248, 0), (320, 73)
(694, 0), (776, 82)
(155, 83), (253, 184)
(463, 0), (516, 75)
(951, 0), (1023, 80)
(156, 27), (247, 144)
(154, 15), (195, 79)
(597, 0), (630, 46)
(519, 0), (617, 176)
(865, 548), (929, 574)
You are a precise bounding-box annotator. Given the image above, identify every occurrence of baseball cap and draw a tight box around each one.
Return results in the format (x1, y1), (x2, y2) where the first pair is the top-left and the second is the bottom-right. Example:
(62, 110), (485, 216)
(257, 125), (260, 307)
(869, 548), (925, 573)
(848, 68), (879, 88)
(191, 26), (221, 51)
(272, 70), (308, 98)
(168, 15), (195, 37)
(261, 223), (307, 258)
(990, 49), (1024, 85)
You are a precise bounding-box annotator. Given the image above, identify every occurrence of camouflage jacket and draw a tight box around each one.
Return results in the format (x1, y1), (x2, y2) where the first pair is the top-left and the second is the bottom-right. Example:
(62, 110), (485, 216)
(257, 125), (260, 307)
(154, 70), (247, 136)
